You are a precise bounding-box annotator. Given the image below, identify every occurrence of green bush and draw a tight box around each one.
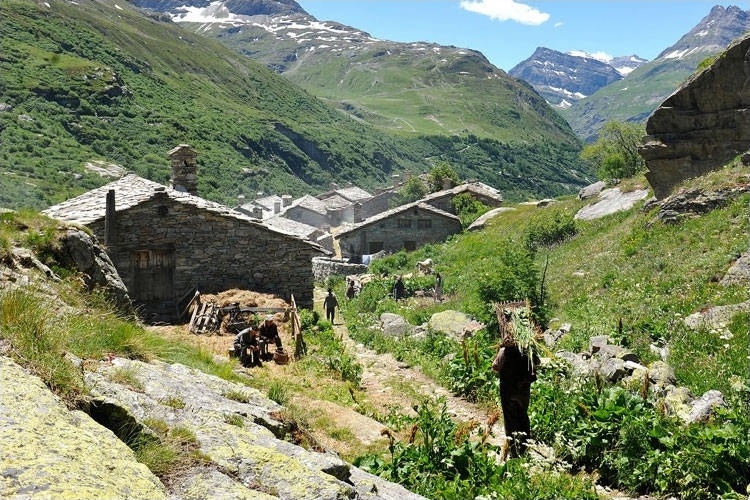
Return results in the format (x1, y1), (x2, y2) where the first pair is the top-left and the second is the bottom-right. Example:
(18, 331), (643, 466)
(523, 208), (577, 253)
(530, 361), (750, 499)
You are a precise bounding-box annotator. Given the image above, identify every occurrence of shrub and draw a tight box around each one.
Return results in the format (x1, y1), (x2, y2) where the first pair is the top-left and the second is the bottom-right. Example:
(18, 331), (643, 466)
(523, 209), (577, 253)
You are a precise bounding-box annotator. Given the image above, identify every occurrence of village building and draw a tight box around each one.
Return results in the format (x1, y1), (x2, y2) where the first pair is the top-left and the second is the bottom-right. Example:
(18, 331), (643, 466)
(43, 146), (326, 320)
(420, 181), (504, 214)
(336, 201), (462, 262)
(278, 194), (331, 229)
(235, 194), (293, 220)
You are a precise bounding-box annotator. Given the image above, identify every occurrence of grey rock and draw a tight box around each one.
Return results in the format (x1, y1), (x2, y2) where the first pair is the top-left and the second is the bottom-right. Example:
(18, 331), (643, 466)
(574, 187), (650, 221)
(600, 357), (626, 382)
(426, 310), (483, 341)
(578, 181), (607, 200)
(687, 390), (725, 423)
(467, 207), (516, 231)
(380, 312), (412, 337)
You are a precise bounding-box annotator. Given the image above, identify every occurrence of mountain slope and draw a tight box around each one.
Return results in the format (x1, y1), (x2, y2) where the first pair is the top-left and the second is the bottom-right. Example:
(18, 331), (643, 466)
(561, 5), (749, 141)
(145, 0), (576, 144)
(0, 0), (592, 210)
(0, 0), (433, 209)
(122, 0), (591, 200)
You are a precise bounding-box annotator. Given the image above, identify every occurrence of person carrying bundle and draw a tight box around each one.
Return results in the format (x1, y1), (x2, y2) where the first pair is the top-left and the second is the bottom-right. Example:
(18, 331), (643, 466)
(491, 302), (541, 458)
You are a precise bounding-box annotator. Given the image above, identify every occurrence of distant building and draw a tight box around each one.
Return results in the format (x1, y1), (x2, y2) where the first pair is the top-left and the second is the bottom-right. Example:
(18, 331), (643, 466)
(337, 201), (461, 261)
(44, 147), (326, 320)
(421, 181), (503, 214)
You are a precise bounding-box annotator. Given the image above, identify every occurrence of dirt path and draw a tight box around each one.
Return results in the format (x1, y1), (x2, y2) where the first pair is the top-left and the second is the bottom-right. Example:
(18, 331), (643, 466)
(318, 288), (507, 448)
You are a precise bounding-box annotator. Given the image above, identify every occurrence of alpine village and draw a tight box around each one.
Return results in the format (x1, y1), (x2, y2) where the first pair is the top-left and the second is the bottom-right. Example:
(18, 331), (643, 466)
(1, 0), (749, 499)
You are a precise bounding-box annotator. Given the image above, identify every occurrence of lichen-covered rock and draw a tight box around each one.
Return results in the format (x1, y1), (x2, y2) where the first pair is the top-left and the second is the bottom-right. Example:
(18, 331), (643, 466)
(85, 357), (423, 500)
(426, 310), (483, 341)
(0, 356), (166, 499)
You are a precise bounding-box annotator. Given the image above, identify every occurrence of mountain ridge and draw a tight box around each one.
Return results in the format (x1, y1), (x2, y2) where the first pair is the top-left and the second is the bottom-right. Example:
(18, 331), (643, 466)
(0, 0), (591, 211)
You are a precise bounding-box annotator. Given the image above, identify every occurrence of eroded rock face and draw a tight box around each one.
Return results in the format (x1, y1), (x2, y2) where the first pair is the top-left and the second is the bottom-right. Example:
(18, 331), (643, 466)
(0, 356), (166, 499)
(1, 353), (427, 499)
(640, 34), (750, 199)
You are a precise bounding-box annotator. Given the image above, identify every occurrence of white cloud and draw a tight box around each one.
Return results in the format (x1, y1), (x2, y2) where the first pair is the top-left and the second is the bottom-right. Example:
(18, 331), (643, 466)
(459, 0), (550, 26)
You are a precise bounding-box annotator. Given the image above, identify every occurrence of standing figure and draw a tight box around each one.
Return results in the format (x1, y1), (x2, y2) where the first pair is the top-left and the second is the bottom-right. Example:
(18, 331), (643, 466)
(233, 325), (262, 368)
(323, 288), (339, 324)
(345, 280), (356, 300)
(433, 272), (443, 302)
(259, 315), (282, 361)
(392, 275), (405, 300)
(492, 343), (538, 458)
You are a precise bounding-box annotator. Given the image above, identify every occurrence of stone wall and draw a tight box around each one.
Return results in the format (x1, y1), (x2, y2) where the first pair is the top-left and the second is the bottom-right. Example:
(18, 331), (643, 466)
(90, 192), (321, 316)
(312, 257), (369, 281)
(639, 35), (750, 199)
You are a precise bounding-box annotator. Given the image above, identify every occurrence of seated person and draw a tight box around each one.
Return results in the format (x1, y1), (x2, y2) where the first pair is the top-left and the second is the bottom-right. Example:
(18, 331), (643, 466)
(233, 325), (261, 367)
(258, 315), (282, 361)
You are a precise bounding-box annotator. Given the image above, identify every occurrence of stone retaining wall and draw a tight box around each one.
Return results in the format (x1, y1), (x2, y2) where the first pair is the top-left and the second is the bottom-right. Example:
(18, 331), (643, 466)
(312, 257), (368, 281)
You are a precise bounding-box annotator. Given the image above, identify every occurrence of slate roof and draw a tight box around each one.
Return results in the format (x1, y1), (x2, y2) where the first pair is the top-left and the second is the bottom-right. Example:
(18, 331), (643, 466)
(318, 194), (351, 210)
(287, 194), (329, 215)
(336, 201), (459, 237)
(329, 186), (372, 203)
(263, 215), (325, 240)
(42, 174), (325, 251)
(422, 181), (503, 204)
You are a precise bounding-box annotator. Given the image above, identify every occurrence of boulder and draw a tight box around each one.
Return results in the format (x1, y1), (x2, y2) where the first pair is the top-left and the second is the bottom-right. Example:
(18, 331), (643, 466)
(574, 187), (650, 220)
(639, 34), (750, 199)
(578, 181), (607, 200)
(686, 390), (725, 424)
(426, 310), (483, 341)
(56, 228), (133, 315)
(467, 207), (516, 231)
(379, 313), (412, 337)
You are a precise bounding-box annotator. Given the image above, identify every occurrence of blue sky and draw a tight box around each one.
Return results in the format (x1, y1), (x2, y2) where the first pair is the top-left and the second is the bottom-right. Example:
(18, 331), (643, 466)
(297, 1), (741, 71)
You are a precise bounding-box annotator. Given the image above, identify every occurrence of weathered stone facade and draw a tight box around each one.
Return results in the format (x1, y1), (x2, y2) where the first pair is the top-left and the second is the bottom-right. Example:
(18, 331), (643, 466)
(44, 175), (324, 319)
(312, 257), (369, 281)
(337, 202), (462, 260)
(640, 34), (750, 199)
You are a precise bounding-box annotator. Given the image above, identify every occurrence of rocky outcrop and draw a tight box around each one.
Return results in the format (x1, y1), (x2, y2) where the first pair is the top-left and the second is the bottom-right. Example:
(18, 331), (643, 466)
(0, 353), (426, 500)
(639, 34), (750, 199)
(574, 187), (650, 220)
(0, 356), (167, 499)
(55, 228), (133, 315)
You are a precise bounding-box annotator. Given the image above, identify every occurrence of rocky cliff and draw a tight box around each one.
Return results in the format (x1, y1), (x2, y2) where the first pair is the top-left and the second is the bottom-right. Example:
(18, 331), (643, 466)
(640, 34), (750, 199)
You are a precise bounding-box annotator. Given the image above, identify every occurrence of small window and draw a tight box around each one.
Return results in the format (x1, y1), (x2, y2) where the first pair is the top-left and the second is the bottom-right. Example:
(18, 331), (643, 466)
(369, 241), (384, 253)
(404, 241), (416, 251)
(398, 219), (412, 229)
(417, 219), (432, 229)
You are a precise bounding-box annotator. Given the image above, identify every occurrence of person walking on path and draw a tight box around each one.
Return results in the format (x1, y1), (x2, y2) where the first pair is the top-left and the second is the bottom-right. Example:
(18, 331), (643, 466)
(392, 275), (405, 301)
(323, 288), (339, 324)
(433, 272), (443, 302)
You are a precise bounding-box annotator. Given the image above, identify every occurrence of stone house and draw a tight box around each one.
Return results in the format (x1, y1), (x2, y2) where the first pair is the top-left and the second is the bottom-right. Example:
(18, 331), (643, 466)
(317, 186), (373, 226)
(336, 201), (462, 261)
(281, 195), (331, 229)
(235, 194), (293, 220)
(421, 181), (503, 214)
(43, 148), (326, 320)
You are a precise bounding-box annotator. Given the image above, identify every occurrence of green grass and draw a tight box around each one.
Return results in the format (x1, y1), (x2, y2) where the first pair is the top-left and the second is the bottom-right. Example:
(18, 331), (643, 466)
(340, 170), (750, 498)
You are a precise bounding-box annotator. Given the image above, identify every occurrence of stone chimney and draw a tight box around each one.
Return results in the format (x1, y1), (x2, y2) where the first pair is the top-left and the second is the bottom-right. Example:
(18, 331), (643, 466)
(391, 174), (400, 188)
(282, 195), (293, 207)
(273, 200), (282, 214)
(252, 206), (263, 219)
(442, 177), (453, 190)
(353, 202), (362, 223)
(168, 144), (198, 195)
